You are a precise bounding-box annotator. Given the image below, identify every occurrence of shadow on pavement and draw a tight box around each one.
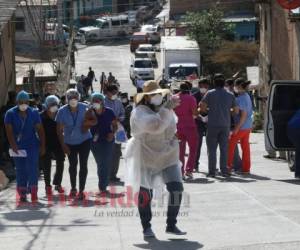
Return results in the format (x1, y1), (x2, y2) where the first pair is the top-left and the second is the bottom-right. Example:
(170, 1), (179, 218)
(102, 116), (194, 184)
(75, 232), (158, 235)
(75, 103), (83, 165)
(276, 179), (300, 185)
(134, 238), (203, 250)
(184, 178), (214, 184)
(2, 210), (50, 222)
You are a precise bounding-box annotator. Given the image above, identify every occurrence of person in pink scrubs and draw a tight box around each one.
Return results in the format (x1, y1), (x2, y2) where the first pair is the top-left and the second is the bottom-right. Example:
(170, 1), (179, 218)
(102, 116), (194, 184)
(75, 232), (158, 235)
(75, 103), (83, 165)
(174, 83), (199, 180)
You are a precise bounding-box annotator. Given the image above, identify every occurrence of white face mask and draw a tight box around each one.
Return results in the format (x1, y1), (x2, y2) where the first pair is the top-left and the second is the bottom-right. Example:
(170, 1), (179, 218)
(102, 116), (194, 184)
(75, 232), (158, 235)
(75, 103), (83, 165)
(92, 103), (102, 110)
(69, 99), (78, 108)
(111, 95), (118, 100)
(199, 88), (207, 94)
(19, 104), (29, 112)
(150, 94), (163, 106)
(49, 105), (58, 113)
(234, 87), (239, 93)
(121, 98), (128, 104)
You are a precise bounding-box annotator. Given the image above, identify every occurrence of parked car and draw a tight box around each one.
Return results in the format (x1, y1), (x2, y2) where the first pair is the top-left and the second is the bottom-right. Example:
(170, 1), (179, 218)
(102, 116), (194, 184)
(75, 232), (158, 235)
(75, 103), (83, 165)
(130, 58), (155, 82)
(266, 80), (300, 172)
(130, 32), (149, 52)
(135, 44), (158, 67)
(141, 24), (161, 44)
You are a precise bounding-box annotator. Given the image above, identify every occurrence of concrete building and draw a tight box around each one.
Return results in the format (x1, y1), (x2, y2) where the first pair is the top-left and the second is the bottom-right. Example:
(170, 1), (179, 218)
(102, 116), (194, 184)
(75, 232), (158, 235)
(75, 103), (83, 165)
(15, 0), (59, 58)
(258, 0), (300, 99)
(0, 0), (19, 107)
(170, 0), (255, 18)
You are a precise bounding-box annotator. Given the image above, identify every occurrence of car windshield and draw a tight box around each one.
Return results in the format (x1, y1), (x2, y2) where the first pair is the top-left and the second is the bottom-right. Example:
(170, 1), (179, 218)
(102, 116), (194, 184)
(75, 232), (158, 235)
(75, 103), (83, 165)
(134, 60), (152, 68)
(169, 67), (198, 78)
(139, 47), (154, 52)
(132, 35), (146, 41)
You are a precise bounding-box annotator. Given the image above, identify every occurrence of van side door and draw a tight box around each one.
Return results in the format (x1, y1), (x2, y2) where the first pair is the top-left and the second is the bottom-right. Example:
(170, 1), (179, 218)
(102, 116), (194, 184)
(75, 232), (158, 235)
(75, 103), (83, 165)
(267, 81), (300, 151)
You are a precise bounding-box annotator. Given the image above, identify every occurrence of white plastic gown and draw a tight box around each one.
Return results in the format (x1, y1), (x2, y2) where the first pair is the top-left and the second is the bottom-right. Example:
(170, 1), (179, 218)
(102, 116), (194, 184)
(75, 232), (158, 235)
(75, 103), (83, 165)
(124, 105), (180, 195)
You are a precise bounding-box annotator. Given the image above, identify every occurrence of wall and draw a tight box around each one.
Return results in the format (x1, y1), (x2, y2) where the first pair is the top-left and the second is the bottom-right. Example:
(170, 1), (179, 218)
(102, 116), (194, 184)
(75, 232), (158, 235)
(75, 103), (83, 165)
(15, 6), (44, 55)
(0, 21), (16, 107)
(170, 0), (255, 18)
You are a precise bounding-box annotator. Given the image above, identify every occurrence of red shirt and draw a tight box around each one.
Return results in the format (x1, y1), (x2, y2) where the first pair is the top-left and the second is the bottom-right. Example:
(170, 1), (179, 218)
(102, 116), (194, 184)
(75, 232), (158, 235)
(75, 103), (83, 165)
(174, 93), (197, 129)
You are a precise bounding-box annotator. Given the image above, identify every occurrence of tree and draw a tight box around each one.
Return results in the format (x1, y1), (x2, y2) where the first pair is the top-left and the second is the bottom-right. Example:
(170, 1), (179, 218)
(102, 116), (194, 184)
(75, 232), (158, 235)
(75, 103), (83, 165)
(185, 7), (234, 74)
(210, 41), (259, 77)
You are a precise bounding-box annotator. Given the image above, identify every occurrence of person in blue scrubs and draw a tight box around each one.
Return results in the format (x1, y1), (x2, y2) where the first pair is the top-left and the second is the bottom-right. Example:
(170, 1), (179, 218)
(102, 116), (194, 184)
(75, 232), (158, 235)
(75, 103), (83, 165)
(4, 91), (46, 204)
(56, 89), (96, 200)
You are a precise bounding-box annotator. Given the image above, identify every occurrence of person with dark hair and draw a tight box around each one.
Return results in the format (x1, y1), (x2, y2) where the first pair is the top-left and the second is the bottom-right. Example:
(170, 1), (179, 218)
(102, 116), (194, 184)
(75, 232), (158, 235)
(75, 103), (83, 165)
(174, 83), (199, 179)
(200, 74), (239, 178)
(104, 85), (125, 182)
(87, 67), (96, 92)
(120, 92), (133, 138)
(228, 78), (253, 174)
(100, 72), (107, 93)
(225, 78), (242, 171)
(193, 78), (209, 172)
(125, 80), (186, 238)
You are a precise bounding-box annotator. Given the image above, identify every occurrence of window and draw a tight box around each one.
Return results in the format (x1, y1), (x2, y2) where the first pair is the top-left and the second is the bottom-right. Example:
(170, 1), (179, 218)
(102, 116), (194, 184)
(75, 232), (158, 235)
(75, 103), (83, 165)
(15, 17), (25, 31)
(111, 20), (120, 26)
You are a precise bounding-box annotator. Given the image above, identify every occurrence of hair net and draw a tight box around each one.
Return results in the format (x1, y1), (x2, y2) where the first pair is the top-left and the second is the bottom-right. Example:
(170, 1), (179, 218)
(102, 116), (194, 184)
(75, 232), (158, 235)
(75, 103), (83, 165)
(66, 89), (80, 101)
(45, 95), (60, 108)
(91, 92), (105, 102)
(16, 91), (30, 102)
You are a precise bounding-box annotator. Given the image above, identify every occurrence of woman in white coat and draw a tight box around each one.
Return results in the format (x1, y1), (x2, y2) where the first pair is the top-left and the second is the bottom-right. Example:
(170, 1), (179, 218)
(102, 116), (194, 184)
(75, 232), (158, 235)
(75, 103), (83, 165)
(125, 80), (186, 238)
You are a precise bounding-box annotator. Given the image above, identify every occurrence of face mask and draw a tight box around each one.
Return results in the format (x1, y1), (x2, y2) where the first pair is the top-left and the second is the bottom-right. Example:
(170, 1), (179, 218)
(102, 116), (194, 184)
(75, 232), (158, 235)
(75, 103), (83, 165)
(111, 95), (118, 100)
(93, 103), (102, 110)
(49, 105), (58, 113)
(150, 94), (163, 106)
(234, 87), (239, 93)
(19, 104), (28, 112)
(121, 98), (128, 104)
(69, 99), (78, 108)
(199, 88), (207, 94)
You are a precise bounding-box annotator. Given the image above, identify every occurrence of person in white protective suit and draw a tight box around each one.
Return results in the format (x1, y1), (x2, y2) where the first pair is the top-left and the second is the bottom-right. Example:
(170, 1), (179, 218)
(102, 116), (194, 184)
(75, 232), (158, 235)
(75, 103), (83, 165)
(124, 80), (187, 238)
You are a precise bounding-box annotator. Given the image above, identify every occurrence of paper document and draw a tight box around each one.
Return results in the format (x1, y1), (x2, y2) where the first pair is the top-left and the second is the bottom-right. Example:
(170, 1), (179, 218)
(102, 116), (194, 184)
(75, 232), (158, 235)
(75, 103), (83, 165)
(9, 149), (27, 157)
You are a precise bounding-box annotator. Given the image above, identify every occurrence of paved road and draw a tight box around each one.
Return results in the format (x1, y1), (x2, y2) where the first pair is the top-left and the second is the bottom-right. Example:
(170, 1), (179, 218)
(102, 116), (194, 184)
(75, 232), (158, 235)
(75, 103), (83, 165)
(75, 39), (137, 96)
(1, 131), (300, 250)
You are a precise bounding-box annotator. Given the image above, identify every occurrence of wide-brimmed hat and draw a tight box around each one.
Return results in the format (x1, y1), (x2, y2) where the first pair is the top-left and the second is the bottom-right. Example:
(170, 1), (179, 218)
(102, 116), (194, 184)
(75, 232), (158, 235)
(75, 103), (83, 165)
(135, 80), (170, 104)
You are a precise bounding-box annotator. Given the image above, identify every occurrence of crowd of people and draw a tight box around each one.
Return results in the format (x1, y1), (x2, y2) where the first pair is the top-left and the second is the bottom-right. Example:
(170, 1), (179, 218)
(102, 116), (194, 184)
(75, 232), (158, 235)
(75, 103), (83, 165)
(1, 72), (256, 237)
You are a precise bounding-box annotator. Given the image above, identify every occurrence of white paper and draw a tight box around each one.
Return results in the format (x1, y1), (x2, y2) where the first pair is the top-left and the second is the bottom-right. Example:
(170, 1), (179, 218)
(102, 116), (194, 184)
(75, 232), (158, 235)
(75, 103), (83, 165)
(9, 149), (27, 157)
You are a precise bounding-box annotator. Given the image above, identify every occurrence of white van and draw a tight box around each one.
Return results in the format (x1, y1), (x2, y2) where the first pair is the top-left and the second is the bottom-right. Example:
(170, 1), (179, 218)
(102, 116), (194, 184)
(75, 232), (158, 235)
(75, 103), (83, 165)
(78, 15), (133, 43)
(266, 80), (300, 171)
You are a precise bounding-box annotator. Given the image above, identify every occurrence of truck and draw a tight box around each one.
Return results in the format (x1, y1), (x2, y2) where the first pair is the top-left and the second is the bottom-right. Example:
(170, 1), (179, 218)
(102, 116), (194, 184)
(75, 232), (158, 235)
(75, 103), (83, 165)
(160, 36), (201, 82)
(77, 15), (134, 44)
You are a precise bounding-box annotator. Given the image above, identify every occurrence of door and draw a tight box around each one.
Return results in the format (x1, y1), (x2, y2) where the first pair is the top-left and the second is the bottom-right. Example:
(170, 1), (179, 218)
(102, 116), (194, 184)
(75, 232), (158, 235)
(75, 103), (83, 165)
(267, 81), (300, 150)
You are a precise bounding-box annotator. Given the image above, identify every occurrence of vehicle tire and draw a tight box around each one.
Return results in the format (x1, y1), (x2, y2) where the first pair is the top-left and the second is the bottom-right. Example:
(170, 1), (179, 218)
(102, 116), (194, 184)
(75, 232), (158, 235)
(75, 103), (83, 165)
(288, 151), (296, 172)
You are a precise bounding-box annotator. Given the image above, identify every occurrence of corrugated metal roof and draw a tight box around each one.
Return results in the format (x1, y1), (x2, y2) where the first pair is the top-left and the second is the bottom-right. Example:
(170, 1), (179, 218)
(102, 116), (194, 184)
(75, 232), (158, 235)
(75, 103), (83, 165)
(0, 0), (20, 31)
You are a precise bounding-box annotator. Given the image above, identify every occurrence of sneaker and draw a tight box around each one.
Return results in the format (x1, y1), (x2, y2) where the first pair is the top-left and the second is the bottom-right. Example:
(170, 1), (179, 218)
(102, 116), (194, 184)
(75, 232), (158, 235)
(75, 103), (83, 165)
(143, 227), (156, 238)
(45, 186), (53, 197)
(55, 185), (65, 194)
(206, 173), (216, 178)
(241, 171), (250, 175)
(69, 189), (77, 198)
(110, 177), (121, 182)
(220, 172), (231, 178)
(166, 225), (187, 235)
(77, 192), (86, 200)
(185, 172), (193, 181)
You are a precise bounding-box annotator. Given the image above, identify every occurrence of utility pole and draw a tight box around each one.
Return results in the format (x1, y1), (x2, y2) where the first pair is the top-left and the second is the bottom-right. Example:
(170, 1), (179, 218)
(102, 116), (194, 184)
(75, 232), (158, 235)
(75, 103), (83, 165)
(57, 0), (64, 56)
(29, 68), (36, 94)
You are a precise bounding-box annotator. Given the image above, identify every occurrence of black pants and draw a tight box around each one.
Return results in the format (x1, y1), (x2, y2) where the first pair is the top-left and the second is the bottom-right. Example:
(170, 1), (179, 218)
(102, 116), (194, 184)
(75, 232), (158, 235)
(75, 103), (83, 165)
(287, 128), (300, 177)
(110, 143), (122, 179)
(67, 139), (91, 192)
(42, 148), (65, 187)
(138, 182), (184, 230)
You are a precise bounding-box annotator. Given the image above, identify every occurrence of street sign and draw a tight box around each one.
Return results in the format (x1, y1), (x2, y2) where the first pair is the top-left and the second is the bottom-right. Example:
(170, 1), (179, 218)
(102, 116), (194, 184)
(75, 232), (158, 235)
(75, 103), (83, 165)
(277, 0), (300, 10)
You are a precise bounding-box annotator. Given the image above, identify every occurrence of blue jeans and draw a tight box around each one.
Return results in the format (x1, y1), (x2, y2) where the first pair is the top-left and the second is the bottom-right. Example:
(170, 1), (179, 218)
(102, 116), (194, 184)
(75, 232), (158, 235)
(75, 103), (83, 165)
(91, 140), (114, 191)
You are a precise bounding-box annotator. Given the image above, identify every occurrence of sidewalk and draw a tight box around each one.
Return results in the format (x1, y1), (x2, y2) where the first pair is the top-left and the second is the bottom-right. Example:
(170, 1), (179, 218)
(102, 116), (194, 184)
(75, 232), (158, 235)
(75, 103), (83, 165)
(0, 132), (300, 250)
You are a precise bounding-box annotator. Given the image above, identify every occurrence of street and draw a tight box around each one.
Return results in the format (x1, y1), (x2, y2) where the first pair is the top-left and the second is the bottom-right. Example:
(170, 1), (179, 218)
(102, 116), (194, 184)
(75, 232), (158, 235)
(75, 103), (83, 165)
(1, 46), (300, 247)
